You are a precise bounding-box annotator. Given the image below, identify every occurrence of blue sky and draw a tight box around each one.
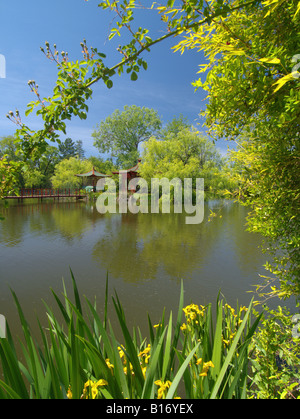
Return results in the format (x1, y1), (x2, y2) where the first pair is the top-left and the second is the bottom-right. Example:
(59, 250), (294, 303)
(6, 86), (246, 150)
(0, 0), (231, 157)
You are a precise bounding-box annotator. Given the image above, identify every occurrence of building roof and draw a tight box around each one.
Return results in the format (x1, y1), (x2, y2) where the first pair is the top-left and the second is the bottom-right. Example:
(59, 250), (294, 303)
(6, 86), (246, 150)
(75, 167), (111, 178)
(112, 159), (141, 174)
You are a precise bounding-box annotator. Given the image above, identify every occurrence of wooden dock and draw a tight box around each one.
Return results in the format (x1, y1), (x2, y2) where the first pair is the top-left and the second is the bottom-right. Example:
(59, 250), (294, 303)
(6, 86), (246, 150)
(4, 188), (87, 201)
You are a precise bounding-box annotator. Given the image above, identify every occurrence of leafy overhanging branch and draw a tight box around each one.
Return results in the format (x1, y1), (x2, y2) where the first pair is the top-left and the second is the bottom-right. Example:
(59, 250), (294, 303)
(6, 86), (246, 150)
(4, 1), (257, 164)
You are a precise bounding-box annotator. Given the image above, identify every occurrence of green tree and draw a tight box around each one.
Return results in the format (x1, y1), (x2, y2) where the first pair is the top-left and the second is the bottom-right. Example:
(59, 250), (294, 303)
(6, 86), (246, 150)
(139, 126), (233, 197)
(75, 140), (85, 160)
(22, 167), (45, 189)
(159, 115), (191, 139)
(51, 157), (93, 190)
(23, 145), (61, 188)
(0, 136), (20, 162)
(87, 155), (115, 174)
(58, 138), (76, 160)
(92, 105), (162, 168)
(0, 157), (22, 200)
(0, 136), (25, 190)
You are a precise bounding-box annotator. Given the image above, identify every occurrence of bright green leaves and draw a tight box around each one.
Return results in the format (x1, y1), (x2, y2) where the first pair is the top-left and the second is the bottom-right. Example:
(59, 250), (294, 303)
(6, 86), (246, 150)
(51, 157), (93, 190)
(249, 305), (300, 398)
(139, 121), (235, 198)
(259, 57), (281, 64)
(272, 72), (295, 93)
(295, 0), (300, 17)
(170, 0), (300, 298)
(0, 157), (21, 200)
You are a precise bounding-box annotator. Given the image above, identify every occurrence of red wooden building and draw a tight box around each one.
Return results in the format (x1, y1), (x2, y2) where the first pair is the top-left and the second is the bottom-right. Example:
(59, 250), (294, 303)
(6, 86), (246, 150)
(112, 159), (141, 192)
(75, 167), (111, 191)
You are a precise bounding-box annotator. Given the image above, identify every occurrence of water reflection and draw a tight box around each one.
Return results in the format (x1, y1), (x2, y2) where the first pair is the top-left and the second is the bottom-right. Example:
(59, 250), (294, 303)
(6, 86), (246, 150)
(0, 199), (269, 287)
(92, 212), (213, 282)
(0, 199), (295, 341)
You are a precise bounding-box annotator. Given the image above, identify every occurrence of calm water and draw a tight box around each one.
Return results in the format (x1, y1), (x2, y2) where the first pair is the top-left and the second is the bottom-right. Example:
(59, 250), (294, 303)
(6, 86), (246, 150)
(0, 199), (294, 340)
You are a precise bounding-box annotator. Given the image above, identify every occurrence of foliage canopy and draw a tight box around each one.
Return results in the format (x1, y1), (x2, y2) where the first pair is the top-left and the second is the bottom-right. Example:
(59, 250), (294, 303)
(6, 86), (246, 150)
(176, 0), (300, 298)
(51, 157), (93, 190)
(139, 123), (236, 196)
(92, 105), (162, 168)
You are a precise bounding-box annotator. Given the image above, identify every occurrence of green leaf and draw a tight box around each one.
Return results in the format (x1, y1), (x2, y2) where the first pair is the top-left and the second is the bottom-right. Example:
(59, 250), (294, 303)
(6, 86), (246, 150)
(211, 300), (223, 379)
(142, 327), (167, 398)
(0, 338), (29, 398)
(0, 380), (23, 399)
(25, 106), (34, 117)
(70, 267), (83, 315)
(162, 312), (173, 380)
(131, 71), (138, 81)
(273, 73), (295, 93)
(112, 293), (144, 391)
(106, 80), (113, 89)
(69, 315), (83, 399)
(294, 1), (300, 18)
(259, 57), (280, 64)
(166, 343), (200, 399)
(210, 298), (256, 399)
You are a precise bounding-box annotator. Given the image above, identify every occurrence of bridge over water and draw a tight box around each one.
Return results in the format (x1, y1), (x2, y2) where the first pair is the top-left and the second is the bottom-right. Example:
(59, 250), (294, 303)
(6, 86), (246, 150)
(4, 189), (87, 201)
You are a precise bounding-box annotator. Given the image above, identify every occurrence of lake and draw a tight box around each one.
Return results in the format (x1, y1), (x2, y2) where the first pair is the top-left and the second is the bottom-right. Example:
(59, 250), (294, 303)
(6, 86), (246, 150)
(0, 198), (294, 340)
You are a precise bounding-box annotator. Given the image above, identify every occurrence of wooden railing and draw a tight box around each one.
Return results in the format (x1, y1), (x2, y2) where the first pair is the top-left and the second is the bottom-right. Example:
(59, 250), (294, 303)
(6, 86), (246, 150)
(19, 189), (85, 197)
(4, 189), (87, 200)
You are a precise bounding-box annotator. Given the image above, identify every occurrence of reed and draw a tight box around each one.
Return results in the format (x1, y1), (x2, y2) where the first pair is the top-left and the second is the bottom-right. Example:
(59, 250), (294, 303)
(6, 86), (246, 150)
(0, 270), (261, 399)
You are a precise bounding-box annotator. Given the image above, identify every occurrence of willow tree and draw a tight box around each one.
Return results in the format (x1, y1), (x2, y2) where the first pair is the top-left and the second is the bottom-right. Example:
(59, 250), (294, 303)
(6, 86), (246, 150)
(51, 157), (93, 190)
(139, 126), (234, 197)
